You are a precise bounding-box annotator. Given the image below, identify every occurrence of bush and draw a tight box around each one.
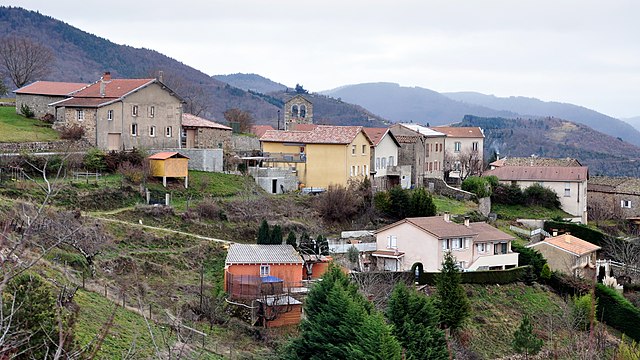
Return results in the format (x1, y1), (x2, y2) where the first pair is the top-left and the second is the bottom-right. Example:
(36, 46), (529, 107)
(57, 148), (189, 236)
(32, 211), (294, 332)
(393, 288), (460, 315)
(83, 148), (106, 172)
(117, 161), (147, 184)
(59, 124), (85, 140)
(511, 242), (546, 275)
(572, 294), (596, 331)
(196, 199), (225, 220)
(40, 113), (55, 124)
(417, 266), (530, 285)
(540, 263), (552, 281)
(314, 184), (360, 223)
(104, 148), (146, 172)
(462, 176), (491, 198)
(373, 191), (392, 215)
(492, 183), (525, 205)
(408, 187), (436, 217)
(485, 175), (499, 189)
(20, 103), (34, 118)
(596, 283), (640, 341)
(524, 183), (560, 209)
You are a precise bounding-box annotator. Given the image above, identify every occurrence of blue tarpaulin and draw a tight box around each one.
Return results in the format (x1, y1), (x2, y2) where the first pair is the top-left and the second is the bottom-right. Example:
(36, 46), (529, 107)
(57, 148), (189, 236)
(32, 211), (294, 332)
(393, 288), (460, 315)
(261, 276), (283, 283)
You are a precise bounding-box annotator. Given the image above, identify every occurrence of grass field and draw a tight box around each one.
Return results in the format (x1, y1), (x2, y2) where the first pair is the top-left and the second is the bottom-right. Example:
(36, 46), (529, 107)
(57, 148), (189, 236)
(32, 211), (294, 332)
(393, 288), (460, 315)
(433, 195), (476, 215)
(492, 203), (571, 220)
(0, 106), (59, 142)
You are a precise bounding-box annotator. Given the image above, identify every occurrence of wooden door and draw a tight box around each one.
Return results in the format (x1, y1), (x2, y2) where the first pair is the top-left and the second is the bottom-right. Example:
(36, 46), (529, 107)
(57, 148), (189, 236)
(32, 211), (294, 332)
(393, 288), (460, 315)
(186, 129), (196, 148)
(107, 133), (120, 151)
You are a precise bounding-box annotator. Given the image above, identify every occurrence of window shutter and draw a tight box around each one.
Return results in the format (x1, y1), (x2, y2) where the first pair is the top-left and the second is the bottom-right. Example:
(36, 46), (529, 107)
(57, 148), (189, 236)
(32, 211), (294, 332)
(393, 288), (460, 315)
(387, 235), (391, 248)
(442, 240), (447, 250)
(465, 238), (470, 249)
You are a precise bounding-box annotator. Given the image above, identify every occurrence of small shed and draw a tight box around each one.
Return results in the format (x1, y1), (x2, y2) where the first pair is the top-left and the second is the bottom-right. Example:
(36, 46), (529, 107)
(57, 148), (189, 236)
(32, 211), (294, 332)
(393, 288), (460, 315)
(148, 152), (189, 188)
(257, 295), (303, 328)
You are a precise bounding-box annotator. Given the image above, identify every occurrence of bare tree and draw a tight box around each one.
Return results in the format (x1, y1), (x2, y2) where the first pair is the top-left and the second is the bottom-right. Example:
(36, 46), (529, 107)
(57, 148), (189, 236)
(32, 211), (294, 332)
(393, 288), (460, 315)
(603, 234), (640, 282)
(0, 36), (54, 89)
(587, 196), (617, 226)
(444, 149), (483, 182)
(223, 108), (254, 133)
(149, 69), (210, 117)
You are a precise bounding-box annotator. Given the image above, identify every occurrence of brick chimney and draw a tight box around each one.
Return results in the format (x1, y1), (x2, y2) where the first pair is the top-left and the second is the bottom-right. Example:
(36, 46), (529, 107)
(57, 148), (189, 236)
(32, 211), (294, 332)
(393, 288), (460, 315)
(102, 71), (111, 81)
(100, 72), (111, 97)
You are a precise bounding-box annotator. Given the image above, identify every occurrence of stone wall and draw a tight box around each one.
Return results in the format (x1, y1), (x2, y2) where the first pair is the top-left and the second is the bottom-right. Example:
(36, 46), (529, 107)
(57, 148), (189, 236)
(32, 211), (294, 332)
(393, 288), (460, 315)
(15, 94), (65, 119)
(159, 148), (223, 172)
(0, 140), (90, 153)
(231, 134), (261, 154)
(61, 108), (98, 146)
(425, 177), (476, 201)
(248, 167), (298, 194)
(194, 128), (231, 149)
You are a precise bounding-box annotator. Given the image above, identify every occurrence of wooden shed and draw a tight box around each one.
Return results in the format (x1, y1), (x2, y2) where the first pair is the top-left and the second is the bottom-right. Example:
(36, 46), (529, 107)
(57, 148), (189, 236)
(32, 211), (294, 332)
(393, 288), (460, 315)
(148, 152), (189, 188)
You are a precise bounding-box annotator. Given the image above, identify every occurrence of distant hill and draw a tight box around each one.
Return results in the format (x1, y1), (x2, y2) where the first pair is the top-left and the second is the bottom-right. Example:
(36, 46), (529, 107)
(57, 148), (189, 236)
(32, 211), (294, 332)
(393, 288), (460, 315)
(444, 92), (640, 147)
(460, 115), (640, 177)
(322, 82), (518, 125)
(623, 116), (640, 132)
(0, 7), (382, 128)
(212, 73), (288, 94)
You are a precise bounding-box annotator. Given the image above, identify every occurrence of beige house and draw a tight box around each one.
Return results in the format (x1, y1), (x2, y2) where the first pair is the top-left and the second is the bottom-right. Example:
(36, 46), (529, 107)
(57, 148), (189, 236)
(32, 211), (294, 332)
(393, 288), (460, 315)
(588, 176), (640, 221)
(14, 81), (88, 120)
(373, 214), (518, 272)
(51, 72), (183, 150)
(363, 127), (410, 190)
(527, 234), (600, 277)
(181, 113), (232, 149)
(433, 126), (484, 182)
(485, 157), (588, 223)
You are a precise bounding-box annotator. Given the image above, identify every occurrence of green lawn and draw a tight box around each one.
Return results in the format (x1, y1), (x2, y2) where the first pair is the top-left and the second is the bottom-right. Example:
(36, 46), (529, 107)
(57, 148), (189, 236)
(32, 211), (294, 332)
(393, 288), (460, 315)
(432, 195), (476, 215)
(0, 106), (60, 142)
(492, 203), (571, 220)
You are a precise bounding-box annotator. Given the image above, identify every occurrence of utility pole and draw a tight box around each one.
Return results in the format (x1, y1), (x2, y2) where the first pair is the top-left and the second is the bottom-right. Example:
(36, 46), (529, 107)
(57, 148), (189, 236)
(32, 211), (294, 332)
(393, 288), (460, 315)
(277, 110), (281, 130)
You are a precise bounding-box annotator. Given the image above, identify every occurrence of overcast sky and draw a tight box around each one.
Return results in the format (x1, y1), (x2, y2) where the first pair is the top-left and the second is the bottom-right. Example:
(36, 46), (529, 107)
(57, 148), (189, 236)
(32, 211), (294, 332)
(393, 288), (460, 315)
(4, 0), (640, 118)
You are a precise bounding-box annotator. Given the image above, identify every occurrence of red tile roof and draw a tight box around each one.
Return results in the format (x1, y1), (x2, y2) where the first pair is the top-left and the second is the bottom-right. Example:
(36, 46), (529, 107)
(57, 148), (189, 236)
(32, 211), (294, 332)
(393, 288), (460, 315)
(483, 166), (588, 182)
(15, 81), (88, 96)
(492, 157), (582, 167)
(376, 216), (478, 239)
(73, 78), (155, 98)
(148, 152), (189, 160)
(432, 126), (484, 138)
(529, 234), (600, 256)
(260, 125), (371, 145)
(182, 113), (231, 130)
(363, 127), (388, 146)
(468, 222), (515, 242)
(250, 125), (275, 138)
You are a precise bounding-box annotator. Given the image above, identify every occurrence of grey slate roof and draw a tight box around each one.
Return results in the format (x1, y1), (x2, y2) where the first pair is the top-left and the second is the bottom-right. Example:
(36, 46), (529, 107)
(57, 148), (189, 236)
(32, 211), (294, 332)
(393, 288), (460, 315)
(225, 244), (303, 265)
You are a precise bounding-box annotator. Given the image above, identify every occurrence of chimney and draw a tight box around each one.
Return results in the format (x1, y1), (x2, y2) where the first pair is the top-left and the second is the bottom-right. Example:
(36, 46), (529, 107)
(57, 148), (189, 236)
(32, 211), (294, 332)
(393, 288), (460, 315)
(100, 72), (111, 97)
(102, 71), (111, 81)
(464, 216), (470, 227)
(158, 70), (164, 83)
(552, 229), (558, 237)
(444, 212), (450, 222)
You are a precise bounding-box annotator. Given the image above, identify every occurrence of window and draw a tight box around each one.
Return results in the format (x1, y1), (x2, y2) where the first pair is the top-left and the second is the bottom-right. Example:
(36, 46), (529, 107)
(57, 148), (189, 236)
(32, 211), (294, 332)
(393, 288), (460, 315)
(622, 200), (632, 208)
(363, 165), (368, 176)
(149, 126), (156, 137)
(107, 109), (113, 121)
(149, 106), (155, 118)
(351, 145), (356, 155)
(356, 165), (360, 175)
(165, 126), (172, 137)
(454, 161), (461, 171)
(299, 105), (306, 118)
(442, 239), (449, 250)
(454, 142), (461, 152)
(381, 157), (386, 168)
(564, 182), (571, 197)
(132, 105), (138, 116)
(388, 156), (394, 166)
(376, 157), (380, 170)
(76, 110), (84, 121)
(291, 105), (299, 117)
(131, 123), (138, 136)
(477, 243), (486, 253)
(351, 165), (355, 176)
(387, 235), (397, 249)
(260, 265), (270, 277)
(472, 142), (479, 152)
(451, 238), (463, 250)
(362, 144), (366, 155)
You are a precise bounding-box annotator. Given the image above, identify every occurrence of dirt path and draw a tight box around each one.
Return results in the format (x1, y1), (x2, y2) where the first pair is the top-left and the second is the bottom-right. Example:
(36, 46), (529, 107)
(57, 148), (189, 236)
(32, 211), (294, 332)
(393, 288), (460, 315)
(87, 215), (234, 245)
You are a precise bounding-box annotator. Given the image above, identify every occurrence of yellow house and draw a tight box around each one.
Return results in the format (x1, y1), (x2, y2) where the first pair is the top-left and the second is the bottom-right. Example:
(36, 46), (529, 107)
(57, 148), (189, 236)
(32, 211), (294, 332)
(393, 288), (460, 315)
(259, 125), (373, 189)
(148, 152), (189, 188)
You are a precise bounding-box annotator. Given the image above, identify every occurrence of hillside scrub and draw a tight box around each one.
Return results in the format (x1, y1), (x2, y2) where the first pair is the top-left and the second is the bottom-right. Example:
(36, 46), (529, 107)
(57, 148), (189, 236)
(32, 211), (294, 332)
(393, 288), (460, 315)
(461, 176), (492, 198)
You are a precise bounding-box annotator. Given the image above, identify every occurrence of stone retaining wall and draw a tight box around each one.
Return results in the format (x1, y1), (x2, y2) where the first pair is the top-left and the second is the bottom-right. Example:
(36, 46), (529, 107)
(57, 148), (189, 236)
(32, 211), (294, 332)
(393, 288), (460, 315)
(0, 140), (90, 153)
(424, 177), (476, 201)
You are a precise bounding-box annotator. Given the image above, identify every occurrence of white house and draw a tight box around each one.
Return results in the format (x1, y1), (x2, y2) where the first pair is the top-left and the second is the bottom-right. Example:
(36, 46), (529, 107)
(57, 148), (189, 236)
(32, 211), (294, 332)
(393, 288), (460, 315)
(363, 128), (410, 190)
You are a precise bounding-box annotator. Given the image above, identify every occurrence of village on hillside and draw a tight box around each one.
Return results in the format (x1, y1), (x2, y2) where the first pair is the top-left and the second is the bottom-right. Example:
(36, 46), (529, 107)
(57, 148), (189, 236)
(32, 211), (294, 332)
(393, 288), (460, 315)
(1, 70), (640, 359)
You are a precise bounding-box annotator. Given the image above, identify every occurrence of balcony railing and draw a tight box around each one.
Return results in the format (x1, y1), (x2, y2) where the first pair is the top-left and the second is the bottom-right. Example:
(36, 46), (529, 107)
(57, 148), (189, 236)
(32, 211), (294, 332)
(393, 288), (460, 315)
(467, 252), (519, 271)
(262, 152), (306, 163)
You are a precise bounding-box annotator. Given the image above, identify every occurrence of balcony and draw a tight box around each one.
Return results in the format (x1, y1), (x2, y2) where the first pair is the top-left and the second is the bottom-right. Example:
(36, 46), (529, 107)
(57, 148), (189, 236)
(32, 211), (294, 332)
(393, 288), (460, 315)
(467, 252), (519, 271)
(262, 152), (306, 163)
(386, 165), (402, 176)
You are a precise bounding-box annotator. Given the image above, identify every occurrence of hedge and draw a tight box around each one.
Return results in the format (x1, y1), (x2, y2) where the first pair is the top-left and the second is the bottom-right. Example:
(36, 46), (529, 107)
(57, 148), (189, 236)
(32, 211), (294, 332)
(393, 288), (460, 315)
(595, 283), (640, 341)
(544, 221), (606, 247)
(415, 265), (530, 286)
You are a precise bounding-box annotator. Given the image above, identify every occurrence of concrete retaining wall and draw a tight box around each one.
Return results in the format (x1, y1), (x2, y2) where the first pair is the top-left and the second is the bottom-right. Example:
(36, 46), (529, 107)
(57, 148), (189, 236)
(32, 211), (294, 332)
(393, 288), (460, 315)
(159, 148), (223, 172)
(248, 166), (298, 194)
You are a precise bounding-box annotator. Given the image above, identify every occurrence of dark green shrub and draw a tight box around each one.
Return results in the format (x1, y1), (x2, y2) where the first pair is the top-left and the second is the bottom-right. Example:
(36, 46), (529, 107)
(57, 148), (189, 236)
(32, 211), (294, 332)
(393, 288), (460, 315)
(492, 183), (525, 205)
(83, 147), (106, 172)
(596, 283), (640, 341)
(462, 176), (491, 198)
(20, 103), (34, 118)
(417, 266), (530, 285)
(408, 187), (436, 217)
(540, 263), (552, 281)
(485, 175), (499, 189)
(524, 183), (560, 209)
(511, 242), (546, 275)
(373, 191), (391, 215)
(388, 185), (410, 219)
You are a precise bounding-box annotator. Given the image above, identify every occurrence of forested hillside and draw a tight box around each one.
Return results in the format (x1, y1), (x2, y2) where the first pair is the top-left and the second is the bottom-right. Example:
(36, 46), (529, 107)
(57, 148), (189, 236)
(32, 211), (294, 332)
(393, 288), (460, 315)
(460, 115), (640, 177)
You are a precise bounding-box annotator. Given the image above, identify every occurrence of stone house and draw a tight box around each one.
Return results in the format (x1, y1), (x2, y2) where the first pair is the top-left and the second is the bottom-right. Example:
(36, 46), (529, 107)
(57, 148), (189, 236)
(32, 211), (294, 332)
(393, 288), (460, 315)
(181, 113), (232, 149)
(389, 124), (427, 187)
(51, 72), (184, 150)
(399, 123), (446, 180)
(14, 81), (88, 120)
(485, 157), (589, 223)
(372, 213), (518, 272)
(283, 94), (313, 130)
(527, 233), (600, 278)
(363, 127), (410, 190)
(588, 176), (640, 221)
